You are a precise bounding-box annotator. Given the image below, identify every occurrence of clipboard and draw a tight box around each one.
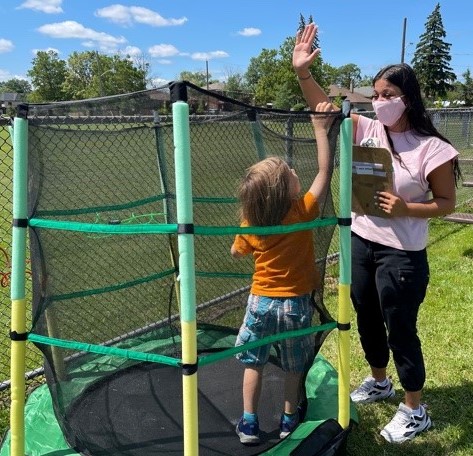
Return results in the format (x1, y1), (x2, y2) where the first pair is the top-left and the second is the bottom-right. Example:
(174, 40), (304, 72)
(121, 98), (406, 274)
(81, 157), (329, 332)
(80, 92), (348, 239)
(352, 146), (393, 217)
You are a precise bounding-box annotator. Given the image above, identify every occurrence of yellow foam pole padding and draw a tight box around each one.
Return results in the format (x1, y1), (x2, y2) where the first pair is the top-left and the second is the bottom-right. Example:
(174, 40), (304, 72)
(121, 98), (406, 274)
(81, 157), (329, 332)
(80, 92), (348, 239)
(338, 284), (351, 429)
(10, 298), (27, 456)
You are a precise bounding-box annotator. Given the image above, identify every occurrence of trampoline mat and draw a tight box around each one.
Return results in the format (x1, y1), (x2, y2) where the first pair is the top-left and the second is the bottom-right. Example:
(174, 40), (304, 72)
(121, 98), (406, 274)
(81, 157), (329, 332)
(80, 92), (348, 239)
(64, 356), (290, 455)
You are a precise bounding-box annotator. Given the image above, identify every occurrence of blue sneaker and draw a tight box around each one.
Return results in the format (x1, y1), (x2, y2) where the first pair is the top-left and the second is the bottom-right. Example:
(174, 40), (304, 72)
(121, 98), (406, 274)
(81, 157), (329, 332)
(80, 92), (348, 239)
(236, 417), (260, 444)
(279, 413), (300, 439)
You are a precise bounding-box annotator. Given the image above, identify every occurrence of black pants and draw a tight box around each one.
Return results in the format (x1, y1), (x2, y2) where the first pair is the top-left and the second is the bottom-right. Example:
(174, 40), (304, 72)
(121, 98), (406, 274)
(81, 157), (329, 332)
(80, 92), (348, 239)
(351, 232), (429, 392)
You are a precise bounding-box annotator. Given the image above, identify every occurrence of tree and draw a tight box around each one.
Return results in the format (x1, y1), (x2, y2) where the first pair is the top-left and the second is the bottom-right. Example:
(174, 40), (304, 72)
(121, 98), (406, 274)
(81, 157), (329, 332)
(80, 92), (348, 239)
(61, 51), (96, 99)
(178, 71), (212, 87)
(107, 55), (147, 95)
(461, 69), (473, 106)
(27, 50), (67, 102)
(27, 50), (148, 101)
(411, 3), (456, 99)
(297, 13), (316, 51)
(273, 80), (294, 110)
(358, 74), (375, 87)
(244, 14), (329, 107)
(0, 78), (32, 94)
(245, 48), (279, 105)
(130, 52), (151, 88)
(334, 64), (361, 89)
(62, 51), (147, 99)
(224, 72), (252, 103)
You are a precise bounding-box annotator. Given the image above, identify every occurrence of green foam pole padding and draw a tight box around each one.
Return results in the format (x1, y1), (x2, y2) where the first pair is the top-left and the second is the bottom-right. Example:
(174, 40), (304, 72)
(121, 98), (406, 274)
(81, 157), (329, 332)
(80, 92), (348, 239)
(338, 118), (353, 285)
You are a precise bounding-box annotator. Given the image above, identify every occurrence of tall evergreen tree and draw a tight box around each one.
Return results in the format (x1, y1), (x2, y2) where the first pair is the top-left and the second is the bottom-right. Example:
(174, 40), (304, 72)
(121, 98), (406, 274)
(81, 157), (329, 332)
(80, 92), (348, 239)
(411, 3), (456, 99)
(298, 14), (317, 52)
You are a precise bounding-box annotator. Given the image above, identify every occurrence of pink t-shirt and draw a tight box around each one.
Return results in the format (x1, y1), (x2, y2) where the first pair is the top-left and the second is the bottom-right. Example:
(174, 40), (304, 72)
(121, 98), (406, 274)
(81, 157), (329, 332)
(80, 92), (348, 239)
(353, 115), (459, 251)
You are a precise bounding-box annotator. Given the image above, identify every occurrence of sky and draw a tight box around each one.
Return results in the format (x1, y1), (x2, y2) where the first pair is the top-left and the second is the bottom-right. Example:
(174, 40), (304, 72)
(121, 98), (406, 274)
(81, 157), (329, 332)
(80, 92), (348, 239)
(1, 0), (472, 88)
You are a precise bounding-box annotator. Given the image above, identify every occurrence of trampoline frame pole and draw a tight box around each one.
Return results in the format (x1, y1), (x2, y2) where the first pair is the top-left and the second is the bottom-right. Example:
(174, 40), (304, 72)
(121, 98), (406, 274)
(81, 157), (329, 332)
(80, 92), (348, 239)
(337, 118), (353, 429)
(173, 101), (199, 456)
(10, 115), (29, 456)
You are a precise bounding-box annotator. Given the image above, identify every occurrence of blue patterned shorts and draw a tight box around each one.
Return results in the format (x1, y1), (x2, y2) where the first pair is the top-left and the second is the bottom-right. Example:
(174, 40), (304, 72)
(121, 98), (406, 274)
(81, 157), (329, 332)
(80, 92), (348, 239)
(235, 294), (315, 372)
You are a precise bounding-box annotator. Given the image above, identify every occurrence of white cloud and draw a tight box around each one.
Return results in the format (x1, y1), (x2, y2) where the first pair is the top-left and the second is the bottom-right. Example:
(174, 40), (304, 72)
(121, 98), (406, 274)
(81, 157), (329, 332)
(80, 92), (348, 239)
(0, 39), (14, 53)
(32, 47), (60, 56)
(96, 5), (187, 27)
(17, 0), (63, 14)
(237, 27), (261, 37)
(191, 51), (229, 61)
(0, 69), (13, 82)
(157, 59), (172, 65)
(148, 44), (180, 58)
(118, 46), (141, 57)
(150, 77), (169, 87)
(37, 21), (127, 51)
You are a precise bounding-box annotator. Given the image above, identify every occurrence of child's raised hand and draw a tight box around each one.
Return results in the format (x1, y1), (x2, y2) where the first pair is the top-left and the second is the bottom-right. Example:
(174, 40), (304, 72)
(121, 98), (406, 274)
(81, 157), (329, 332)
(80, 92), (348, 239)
(311, 102), (339, 133)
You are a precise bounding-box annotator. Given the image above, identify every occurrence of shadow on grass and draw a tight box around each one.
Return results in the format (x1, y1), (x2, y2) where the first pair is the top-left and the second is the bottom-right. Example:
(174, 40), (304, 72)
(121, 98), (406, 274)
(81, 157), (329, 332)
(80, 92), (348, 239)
(463, 248), (473, 258)
(346, 382), (473, 456)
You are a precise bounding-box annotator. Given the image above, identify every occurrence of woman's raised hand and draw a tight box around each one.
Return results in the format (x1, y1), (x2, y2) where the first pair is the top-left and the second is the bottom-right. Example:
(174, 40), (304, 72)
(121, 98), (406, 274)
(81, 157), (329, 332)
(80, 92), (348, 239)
(293, 23), (321, 73)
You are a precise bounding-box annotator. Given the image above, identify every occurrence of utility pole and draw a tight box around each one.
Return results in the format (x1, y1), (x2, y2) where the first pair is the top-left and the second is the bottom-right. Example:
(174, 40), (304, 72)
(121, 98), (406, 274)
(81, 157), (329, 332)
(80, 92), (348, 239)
(401, 17), (407, 63)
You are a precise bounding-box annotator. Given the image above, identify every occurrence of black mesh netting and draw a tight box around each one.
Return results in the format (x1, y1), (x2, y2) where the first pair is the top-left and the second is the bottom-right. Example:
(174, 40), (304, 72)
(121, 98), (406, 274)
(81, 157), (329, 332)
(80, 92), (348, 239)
(25, 81), (346, 455)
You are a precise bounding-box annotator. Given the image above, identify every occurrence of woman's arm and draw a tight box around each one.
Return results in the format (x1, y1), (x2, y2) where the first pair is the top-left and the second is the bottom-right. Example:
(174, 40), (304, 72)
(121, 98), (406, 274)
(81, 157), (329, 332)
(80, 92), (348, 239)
(376, 161), (457, 218)
(293, 23), (360, 141)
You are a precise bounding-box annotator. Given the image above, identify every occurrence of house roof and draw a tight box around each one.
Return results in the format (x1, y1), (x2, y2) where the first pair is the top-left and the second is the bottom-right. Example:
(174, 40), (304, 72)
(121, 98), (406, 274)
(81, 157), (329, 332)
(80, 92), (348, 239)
(328, 85), (372, 104)
(352, 86), (374, 98)
(205, 82), (226, 91)
(0, 92), (22, 102)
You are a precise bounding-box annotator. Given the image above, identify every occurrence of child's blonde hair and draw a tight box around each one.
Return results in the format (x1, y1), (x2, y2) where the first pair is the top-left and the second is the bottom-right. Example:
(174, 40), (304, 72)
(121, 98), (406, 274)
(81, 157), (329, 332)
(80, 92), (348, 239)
(238, 156), (293, 226)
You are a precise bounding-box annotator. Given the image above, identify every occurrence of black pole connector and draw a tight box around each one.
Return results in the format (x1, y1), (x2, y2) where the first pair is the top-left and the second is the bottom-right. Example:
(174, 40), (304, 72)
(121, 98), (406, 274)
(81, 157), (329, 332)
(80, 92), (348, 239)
(182, 363), (198, 376)
(169, 81), (188, 103)
(337, 322), (351, 331)
(177, 223), (194, 234)
(12, 218), (28, 228)
(247, 110), (257, 122)
(10, 331), (29, 341)
(16, 103), (29, 119)
(337, 217), (352, 226)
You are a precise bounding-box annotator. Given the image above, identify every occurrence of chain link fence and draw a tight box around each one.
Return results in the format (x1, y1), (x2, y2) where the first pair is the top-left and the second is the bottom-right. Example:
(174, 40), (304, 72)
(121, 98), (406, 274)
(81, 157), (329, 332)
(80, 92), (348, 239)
(1, 107), (473, 395)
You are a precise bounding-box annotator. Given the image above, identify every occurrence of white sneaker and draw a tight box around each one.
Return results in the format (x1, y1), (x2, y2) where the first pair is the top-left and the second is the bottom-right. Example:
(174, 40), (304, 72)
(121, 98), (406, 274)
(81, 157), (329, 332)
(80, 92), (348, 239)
(350, 376), (395, 404)
(380, 403), (432, 443)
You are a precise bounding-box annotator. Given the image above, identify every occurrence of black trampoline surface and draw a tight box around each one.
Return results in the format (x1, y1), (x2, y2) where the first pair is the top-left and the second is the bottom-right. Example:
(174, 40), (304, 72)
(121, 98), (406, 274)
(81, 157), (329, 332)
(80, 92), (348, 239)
(65, 357), (291, 455)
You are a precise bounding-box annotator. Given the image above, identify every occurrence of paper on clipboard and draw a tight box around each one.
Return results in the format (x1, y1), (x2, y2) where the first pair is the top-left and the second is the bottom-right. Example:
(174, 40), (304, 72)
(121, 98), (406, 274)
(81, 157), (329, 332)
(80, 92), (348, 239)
(352, 146), (393, 217)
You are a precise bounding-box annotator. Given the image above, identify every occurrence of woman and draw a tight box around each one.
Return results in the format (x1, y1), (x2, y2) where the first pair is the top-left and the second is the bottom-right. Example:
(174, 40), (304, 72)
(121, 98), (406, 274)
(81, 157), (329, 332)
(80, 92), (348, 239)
(293, 22), (460, 444)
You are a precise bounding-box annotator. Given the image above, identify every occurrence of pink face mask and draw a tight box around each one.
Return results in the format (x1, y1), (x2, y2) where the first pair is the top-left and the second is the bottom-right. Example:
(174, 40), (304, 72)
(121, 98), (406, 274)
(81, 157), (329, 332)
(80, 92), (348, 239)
(372, 96), (406, 127)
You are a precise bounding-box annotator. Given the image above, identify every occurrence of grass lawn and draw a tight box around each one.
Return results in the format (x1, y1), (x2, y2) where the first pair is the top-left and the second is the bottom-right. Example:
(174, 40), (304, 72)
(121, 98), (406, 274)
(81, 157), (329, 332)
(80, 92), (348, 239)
(321, 217), (473, 456)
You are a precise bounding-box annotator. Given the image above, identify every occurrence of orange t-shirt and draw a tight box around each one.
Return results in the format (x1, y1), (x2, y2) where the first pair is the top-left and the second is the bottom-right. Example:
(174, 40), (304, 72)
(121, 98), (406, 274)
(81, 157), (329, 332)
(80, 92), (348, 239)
(232, 192), (320, 297)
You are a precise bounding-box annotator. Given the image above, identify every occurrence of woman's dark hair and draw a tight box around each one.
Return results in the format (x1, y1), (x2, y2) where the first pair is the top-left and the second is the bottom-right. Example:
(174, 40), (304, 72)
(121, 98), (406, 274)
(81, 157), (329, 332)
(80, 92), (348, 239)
(373, 63), (461, 183)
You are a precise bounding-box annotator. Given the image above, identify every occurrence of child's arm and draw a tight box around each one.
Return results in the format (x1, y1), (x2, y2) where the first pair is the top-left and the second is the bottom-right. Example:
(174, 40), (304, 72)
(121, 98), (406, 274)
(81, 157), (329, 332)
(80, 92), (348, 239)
(230, 243), (245, 258)
(307, 102), (338, 207)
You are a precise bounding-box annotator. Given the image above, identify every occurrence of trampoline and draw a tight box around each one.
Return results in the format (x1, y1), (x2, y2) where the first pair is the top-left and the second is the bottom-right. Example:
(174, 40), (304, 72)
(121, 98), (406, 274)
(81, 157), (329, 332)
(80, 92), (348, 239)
(4, 82), (356, 455)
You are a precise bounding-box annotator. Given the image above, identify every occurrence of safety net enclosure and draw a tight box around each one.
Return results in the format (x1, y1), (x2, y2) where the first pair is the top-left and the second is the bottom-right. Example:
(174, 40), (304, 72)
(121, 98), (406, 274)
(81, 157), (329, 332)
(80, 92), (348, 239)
(5, 81), (356, 455)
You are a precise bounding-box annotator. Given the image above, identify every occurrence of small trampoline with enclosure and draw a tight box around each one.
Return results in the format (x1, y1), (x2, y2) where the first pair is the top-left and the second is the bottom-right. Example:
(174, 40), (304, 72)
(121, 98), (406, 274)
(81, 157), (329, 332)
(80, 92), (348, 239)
(4, 82), (357, 455)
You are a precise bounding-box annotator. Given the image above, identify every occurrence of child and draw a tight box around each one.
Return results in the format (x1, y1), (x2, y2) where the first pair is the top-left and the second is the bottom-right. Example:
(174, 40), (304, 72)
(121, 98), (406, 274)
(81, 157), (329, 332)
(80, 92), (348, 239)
(231, 102), (337, 444)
